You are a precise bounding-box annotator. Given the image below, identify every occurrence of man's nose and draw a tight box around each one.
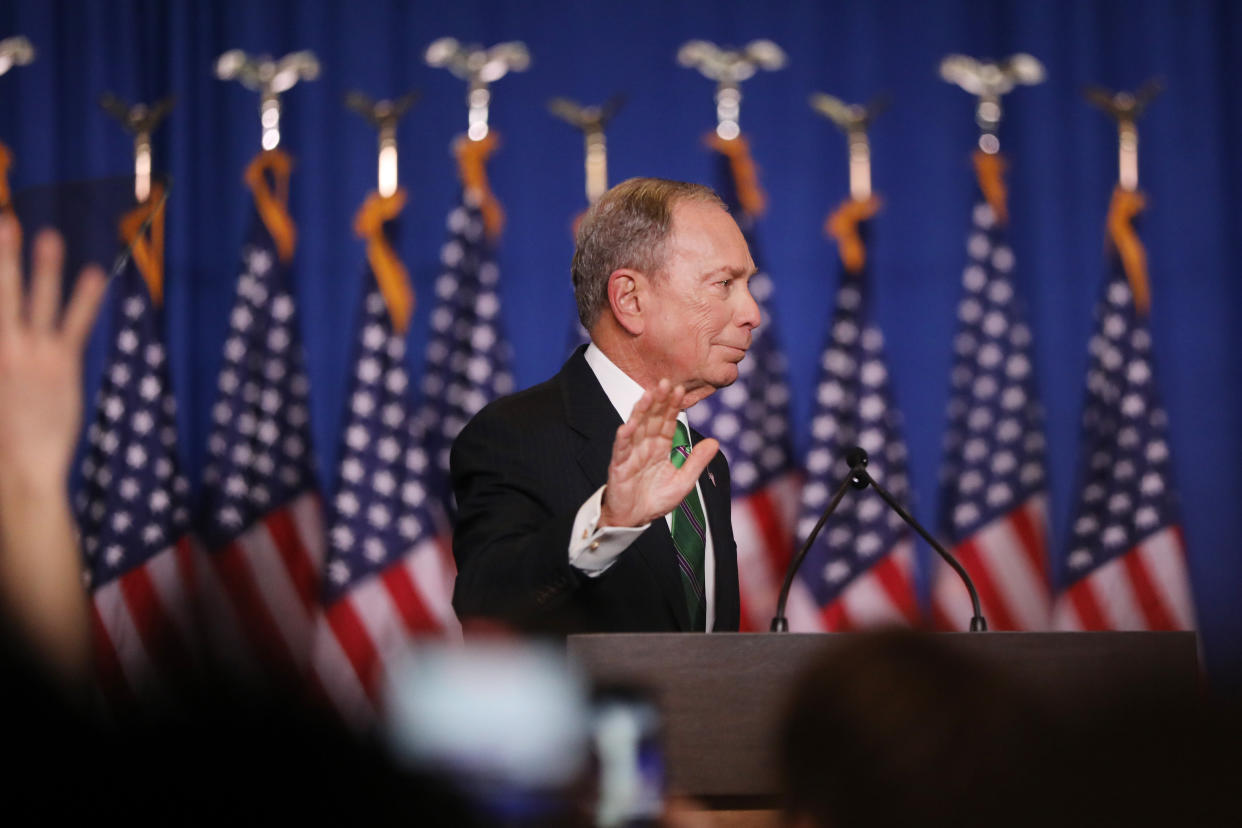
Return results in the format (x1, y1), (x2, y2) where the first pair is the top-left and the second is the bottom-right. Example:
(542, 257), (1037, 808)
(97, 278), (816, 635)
(736, 281), (762, 329)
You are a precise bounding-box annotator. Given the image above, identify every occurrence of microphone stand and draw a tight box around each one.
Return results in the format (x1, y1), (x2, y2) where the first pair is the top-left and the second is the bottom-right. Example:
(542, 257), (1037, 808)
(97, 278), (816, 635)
(770, 447), (988, 633)
(845, 448), (988, 631)
(769, 460), (867, 632)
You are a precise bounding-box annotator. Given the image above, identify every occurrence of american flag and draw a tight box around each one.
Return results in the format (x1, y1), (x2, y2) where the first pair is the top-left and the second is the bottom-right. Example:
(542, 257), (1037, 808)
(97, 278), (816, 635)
(1052, 189), (1195, 631)
(933, 173), (1051, 631)
(687, 143), (799, 632)
(788, 204), (919, 631)
(312, 278), (460, 726)
(76, 261), (195, 702)
(196, 217), (324, 682)
(419, 190), (515, 508)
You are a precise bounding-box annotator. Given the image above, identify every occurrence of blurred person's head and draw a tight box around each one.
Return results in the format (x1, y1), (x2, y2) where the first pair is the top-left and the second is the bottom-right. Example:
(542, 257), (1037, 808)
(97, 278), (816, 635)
(777, 630), (1050, 828)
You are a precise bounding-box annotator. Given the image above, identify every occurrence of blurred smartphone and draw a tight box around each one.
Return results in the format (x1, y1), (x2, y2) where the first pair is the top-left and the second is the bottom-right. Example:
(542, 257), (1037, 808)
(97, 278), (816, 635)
(591, 684), (665, 828)
(382, 642), (593, 825)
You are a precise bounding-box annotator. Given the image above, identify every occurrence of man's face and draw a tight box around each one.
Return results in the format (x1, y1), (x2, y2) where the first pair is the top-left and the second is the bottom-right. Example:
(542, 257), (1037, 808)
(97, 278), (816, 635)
(641, 200), (760, 406)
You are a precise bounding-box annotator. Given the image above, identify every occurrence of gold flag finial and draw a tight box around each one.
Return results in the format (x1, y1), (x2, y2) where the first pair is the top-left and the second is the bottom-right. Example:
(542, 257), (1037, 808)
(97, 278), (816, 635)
(940, 53), (1045, 155)
(547, 94), (626, 205)
(0, 36), (35, 78)
(100, 93), (174, 204)
(677, 39), (786, 142)
(216, 49), (320, 152)
(1085, 79), (1163, 193)
(345, 89), (419, 199)
(425, 38), (529, 143)
(810, 93), (888, 203)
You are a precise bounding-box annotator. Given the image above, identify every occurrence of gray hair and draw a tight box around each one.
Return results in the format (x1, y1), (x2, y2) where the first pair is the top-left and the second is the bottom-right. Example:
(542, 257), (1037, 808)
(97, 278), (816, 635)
(571, 177), (725, 330)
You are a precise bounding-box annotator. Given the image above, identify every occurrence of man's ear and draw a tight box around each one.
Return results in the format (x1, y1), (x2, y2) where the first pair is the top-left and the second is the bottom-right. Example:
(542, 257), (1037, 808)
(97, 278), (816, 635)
(606, 268), (645, 335)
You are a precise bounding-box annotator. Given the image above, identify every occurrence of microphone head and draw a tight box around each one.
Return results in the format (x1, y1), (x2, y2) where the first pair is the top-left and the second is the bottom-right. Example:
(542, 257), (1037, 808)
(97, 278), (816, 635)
(846, 446), (870, 489)
(845, 446), (869, 468)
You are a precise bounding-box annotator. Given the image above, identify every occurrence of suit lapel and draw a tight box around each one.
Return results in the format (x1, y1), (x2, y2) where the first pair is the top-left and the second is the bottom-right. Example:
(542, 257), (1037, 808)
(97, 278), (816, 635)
(699, 446), (738, 631)
(560, 348), (692, 631)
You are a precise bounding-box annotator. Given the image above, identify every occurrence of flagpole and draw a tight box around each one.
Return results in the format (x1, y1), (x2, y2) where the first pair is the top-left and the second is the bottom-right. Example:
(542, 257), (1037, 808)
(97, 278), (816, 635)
(0, 36), (35, 216)
(425, 38), (528, 242)
(345, 89), (418, 333)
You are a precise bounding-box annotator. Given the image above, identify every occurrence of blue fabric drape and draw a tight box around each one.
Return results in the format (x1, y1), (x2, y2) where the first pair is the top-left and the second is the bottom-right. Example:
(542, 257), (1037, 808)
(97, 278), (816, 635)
(1, 0), (1238, 680)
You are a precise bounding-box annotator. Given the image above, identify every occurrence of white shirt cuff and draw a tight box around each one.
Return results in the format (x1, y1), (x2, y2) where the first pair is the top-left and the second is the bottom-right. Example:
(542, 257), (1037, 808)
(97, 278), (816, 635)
(569, 485), (648, 576)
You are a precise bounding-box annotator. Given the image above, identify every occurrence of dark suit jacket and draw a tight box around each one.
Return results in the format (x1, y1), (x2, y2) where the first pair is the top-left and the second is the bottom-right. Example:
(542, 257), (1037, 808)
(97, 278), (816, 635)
(450, 346), (740, 634)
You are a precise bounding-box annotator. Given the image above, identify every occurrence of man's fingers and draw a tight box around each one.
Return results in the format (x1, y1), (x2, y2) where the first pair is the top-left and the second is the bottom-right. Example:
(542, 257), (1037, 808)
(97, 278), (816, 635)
(659, 384), (686, 442)
(610, 419), (636, 464)
(629, 386), (654, 426)
(641, 379), (671, 440)
(60, 265), (108, 352)
(0, 213), (21, 332)
(28, 229), (65, 332)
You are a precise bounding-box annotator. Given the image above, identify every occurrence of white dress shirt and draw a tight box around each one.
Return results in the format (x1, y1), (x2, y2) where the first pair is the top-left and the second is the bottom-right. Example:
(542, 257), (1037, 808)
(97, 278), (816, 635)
(567, 343), (716, 630)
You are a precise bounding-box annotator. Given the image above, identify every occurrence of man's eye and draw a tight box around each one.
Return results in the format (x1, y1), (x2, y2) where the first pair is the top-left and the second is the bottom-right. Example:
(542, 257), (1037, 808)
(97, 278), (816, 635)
(718, 279), (732, 288)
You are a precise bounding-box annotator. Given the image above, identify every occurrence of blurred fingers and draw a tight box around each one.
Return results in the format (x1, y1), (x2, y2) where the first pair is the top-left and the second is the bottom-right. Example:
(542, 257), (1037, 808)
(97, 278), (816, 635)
(28, 228), (65, 332)
(61, 265), (108, 352)
(0, 214), (20, 332)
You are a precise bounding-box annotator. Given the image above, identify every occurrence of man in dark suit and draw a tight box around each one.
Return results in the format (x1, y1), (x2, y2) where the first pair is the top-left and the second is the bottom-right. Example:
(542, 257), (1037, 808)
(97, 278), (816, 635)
(451, 178), (760, 634)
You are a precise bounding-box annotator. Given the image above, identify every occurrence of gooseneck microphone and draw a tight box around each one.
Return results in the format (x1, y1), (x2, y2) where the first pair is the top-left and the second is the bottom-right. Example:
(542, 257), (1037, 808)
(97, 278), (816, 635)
(844, 447), (988, 632)
(770, 453), (869, 632)
(770, 447), (988, 632)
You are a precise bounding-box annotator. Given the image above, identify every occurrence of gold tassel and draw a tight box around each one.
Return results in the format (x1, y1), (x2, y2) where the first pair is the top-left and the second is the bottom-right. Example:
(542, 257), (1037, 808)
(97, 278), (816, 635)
(0, 142), (21, 242)
(118, 181), (167, 305)
(706, 133), (767, 217)
(825, 195), (882, 274)
(1106, 186), (1151, 316)
(354, 189), (414, 333)
(454, 133), (504, 242)
(244, 150), (297, 263)
(972, 150), (1009, 227)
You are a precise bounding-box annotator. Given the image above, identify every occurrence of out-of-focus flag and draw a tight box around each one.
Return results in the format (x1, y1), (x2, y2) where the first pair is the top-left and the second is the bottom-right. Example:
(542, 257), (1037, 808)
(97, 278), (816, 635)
(687, 135), (799, 632)
(933, 152), (1051, 630)
(1053, 187), (1195, 631)
(312, 189), (460, 725)
(419, 135), (515, 509)
(76, 184), (195, 702)
(196, 151), (324, 681)
(790, 197), (920, 631)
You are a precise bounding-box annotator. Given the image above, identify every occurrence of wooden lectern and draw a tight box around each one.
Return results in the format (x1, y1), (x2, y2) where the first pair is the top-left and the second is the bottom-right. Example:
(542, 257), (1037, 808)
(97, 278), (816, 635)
(568, 631), (1198, 815)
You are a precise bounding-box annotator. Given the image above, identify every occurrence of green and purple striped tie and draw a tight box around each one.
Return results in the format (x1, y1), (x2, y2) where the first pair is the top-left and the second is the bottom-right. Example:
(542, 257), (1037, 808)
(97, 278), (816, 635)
(670, 421), (707, 630)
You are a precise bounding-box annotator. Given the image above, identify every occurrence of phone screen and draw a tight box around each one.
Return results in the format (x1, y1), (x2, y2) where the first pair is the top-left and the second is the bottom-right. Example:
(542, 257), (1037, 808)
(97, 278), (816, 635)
(591, 685), (665, 827)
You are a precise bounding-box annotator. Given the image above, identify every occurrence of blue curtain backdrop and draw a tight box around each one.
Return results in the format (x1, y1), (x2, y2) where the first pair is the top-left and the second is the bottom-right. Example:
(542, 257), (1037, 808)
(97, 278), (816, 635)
(1, 0), (1238, 679)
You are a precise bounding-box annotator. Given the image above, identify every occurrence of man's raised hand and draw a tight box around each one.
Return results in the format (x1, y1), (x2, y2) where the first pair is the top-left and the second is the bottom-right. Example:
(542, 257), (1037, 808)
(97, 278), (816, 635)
(0, 213), (107, 684)
(0, 215), (107, 486)
(599, 378), (719, 528)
